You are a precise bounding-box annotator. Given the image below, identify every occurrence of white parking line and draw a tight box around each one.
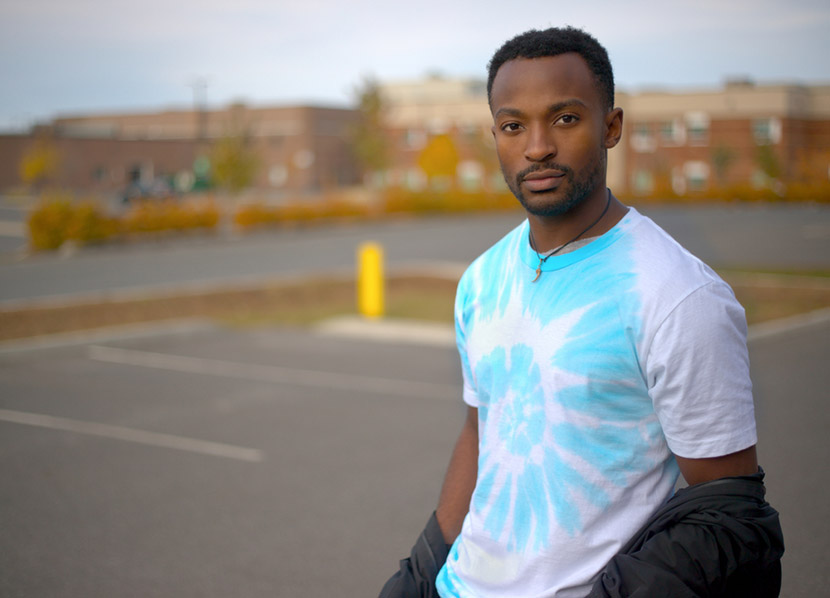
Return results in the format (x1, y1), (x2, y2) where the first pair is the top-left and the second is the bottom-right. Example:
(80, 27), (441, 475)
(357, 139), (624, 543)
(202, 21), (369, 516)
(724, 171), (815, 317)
(0, 408), (264, 463)
(315, 316), (455, 347)
(747, 307), (830, 342)
(88, 345), (459, 401)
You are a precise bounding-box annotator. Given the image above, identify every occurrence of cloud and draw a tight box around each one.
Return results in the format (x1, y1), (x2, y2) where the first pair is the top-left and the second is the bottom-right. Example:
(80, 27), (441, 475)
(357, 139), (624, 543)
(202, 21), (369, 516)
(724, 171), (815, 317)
(0, 0), (828, 128)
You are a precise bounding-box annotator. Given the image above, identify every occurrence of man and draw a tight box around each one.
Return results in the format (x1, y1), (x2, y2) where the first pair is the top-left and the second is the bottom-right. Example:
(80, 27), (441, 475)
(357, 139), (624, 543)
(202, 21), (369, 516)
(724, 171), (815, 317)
(380, 27), (782, 597)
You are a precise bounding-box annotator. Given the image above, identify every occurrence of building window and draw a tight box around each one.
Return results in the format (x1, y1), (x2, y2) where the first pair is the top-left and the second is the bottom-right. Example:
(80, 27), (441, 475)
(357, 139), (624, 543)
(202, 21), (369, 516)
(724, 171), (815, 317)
(405, 129), (427, 150)
(632, 170), (654, 195)
(269, 164), (288, 187)
(685, 112), (710, 146)
(405, 168), (427, 191)
(683, 161), (710, 192)
(660, 120), (685, 146)
(630, 123), (656, 153)
(457, 160), (484, 191)
(753, 118), (781, 145)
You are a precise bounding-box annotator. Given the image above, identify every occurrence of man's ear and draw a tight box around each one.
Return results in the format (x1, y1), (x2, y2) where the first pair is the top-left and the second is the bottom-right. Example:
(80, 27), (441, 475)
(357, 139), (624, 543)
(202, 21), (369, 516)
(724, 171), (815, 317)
(604, 107), (623, 149)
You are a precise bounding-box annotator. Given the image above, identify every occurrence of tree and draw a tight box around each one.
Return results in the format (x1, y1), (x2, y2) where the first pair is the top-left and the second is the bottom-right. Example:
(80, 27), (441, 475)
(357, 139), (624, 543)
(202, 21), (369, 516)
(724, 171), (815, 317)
(756, 144), (781, 181)
(209, 133), (259, 194)
(711, 144), (736, 186)
(417, 133), (460, 189)
(350, 77), (390, 182)
(19, 138), (60, 190)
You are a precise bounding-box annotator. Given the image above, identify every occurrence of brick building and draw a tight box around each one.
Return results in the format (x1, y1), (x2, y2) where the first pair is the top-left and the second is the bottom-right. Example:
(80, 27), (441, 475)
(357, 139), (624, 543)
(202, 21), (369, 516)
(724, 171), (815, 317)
(617, 81), (830, 196)
(377, 75), (502, 191)
(2, 78), (827, 201)
(0, 104), (361, 199)
(377, 76), (830, 197)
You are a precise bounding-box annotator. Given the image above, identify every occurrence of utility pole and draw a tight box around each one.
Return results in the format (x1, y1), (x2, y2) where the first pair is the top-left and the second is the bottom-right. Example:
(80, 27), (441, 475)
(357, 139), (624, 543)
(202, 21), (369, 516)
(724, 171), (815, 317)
(188, 77), (209, 141)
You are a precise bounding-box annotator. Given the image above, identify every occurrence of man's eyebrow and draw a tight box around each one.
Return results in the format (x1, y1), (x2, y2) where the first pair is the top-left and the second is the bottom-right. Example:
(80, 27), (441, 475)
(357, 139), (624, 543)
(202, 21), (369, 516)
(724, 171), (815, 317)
(493, 99), (588, 119)
(549, 99), (588, 112)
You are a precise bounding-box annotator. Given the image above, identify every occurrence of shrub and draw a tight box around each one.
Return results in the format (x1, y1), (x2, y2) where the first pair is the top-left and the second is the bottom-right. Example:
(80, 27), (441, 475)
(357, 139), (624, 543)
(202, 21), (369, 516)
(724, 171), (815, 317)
(28, 195), (221, 251)
(233, 202), (282, 229)
(381, 188), (518, 214)
(27, 193), (75, 250)
(122, 199), (220, 235)
(784, 182), (830, 203)
(233, 198), (373, 231)
(66, 201), (119, 244)
(28, 194), (118, 250)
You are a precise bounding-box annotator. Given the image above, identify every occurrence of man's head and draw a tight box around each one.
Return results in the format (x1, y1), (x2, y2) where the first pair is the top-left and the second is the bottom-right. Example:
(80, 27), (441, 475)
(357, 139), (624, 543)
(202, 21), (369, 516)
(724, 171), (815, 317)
(487, 27), (622, 219)
(487, 27), (615, 111)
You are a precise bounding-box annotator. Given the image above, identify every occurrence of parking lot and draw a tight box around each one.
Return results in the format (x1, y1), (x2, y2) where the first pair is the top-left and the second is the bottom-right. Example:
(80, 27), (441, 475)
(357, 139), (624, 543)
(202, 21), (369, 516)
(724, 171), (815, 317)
(0, 309), (827, 596)
(1, 202), (829, 596)
(0, 320), (468, 597)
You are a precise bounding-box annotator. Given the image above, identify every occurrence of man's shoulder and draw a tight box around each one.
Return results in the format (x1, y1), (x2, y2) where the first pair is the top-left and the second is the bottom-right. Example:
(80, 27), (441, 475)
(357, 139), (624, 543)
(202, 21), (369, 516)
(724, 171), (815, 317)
(624, 209), (740, 324)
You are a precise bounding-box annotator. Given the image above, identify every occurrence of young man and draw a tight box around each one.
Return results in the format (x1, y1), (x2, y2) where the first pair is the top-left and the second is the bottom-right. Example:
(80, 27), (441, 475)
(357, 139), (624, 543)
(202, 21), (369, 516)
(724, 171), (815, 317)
(380, 27), (782, 597)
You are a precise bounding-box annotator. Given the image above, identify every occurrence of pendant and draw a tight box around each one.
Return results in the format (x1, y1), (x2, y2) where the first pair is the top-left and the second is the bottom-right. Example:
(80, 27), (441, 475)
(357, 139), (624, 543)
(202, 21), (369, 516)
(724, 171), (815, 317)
(532, 265), (542, 283)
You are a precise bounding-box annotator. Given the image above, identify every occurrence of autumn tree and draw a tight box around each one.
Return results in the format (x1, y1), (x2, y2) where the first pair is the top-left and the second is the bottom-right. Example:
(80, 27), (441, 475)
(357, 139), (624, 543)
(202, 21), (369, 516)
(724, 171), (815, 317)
(20, 137), (60, 191)
(350, 77), (390, 184)
(417, 134), (459, 188)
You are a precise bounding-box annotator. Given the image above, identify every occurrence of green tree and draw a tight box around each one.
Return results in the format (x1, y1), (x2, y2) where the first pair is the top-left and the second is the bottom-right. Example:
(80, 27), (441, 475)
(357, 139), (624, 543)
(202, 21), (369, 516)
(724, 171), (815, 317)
(350, 77), (390, 182)
(711, 144), (736, 186)
(756, 145), (781, 181)
(209, 134), (259, 194)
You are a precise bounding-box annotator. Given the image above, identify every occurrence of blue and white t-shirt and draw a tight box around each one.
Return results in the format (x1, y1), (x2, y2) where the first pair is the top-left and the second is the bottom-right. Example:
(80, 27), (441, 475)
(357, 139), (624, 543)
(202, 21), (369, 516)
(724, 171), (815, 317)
(435, 206), (757, 597)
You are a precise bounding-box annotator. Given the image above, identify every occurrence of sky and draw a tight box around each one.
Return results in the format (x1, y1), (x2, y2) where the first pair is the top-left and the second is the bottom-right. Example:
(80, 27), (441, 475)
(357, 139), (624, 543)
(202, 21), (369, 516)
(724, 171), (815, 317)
(1, 0), (829, 131)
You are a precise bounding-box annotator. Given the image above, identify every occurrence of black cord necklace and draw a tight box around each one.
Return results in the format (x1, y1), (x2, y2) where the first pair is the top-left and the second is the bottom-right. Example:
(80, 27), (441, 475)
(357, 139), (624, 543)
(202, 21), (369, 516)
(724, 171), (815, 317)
(528, 193), (612, 283)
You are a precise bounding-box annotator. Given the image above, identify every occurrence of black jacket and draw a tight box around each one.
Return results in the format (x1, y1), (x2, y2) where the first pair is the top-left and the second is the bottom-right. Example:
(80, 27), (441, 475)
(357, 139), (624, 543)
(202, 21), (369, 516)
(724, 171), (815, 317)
(379, 470), (783, 598)
(588, 469), (784, 597)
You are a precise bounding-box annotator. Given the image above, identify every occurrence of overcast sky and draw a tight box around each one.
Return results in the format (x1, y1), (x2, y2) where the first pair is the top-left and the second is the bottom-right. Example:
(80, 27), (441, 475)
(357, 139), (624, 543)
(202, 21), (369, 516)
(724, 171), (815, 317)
(1, 0), (828, 131)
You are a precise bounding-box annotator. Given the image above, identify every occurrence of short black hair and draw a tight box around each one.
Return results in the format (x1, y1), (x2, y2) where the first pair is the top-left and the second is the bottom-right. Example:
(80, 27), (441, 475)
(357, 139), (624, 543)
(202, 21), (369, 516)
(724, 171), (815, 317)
(487, 27), (615, 110)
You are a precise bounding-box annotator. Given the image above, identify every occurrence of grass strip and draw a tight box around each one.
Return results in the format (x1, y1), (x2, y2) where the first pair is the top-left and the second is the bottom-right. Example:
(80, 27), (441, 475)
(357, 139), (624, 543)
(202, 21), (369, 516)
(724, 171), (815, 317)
(0, 273), (827, 343)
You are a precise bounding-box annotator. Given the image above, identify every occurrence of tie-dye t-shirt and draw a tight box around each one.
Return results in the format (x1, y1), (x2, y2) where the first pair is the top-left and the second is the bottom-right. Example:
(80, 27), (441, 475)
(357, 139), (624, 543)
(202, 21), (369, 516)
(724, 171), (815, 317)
(435, 206), (757, 598)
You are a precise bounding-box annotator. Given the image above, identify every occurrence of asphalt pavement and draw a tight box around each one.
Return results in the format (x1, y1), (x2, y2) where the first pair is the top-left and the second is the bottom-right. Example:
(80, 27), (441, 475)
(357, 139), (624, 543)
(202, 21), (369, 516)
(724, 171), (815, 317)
(1, 199), (829, 596)
(1, 313), (827, 596)
(1, 200), (828, 306)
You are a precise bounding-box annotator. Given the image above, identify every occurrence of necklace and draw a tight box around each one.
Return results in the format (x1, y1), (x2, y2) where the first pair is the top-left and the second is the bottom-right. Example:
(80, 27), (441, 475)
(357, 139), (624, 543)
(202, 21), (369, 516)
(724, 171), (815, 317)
(528, 193), (612, 282)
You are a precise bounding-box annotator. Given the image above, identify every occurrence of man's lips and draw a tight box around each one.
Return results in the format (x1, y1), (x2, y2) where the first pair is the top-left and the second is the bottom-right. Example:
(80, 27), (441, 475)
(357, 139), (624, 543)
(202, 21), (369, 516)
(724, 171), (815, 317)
(521, 170), (565, 192)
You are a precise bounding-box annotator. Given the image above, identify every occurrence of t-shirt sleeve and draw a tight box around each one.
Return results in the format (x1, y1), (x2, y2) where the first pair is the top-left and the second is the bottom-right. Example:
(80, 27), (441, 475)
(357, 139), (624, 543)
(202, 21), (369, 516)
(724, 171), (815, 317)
(454, 271), (480, 407)
(645, 280), (757, 459)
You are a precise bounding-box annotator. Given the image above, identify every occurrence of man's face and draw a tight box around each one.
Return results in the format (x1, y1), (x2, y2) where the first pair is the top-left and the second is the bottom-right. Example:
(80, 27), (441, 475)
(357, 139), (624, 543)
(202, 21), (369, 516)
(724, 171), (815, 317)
(489, 53), (614, 217)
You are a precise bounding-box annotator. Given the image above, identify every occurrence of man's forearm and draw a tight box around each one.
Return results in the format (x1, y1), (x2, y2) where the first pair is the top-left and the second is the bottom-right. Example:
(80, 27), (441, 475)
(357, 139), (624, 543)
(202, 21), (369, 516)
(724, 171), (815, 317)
(435, 406), (479, 544)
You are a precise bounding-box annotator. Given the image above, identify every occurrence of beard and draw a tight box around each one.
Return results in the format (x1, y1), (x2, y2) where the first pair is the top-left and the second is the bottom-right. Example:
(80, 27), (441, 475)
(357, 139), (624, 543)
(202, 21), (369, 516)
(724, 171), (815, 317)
(504, 150), (605, 218)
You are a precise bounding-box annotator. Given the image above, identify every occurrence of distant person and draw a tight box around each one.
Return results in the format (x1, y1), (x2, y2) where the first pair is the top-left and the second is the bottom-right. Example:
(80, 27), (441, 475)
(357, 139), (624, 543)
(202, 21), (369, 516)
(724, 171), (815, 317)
(379, 27), (783, 597)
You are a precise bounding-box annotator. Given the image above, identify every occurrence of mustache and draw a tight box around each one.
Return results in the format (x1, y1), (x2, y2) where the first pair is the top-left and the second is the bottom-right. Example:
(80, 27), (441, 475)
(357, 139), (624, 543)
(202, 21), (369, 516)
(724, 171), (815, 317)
(516, 162), (573, 184)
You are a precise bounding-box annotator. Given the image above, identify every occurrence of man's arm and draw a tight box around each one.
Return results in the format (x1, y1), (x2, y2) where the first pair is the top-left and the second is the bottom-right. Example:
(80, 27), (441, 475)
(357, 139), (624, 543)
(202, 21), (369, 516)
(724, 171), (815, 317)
(436, 406), (479, 543)
(377, 406), (478, 598)
(675, 444), (758, 486)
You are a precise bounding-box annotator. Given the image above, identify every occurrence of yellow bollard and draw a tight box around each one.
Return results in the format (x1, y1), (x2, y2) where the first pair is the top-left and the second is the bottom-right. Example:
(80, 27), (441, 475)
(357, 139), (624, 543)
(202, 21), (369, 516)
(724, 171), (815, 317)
(357, 242), (384, 319)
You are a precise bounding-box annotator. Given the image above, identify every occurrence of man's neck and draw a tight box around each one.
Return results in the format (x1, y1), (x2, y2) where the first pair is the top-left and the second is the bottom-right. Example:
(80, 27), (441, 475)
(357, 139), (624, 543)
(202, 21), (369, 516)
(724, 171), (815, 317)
(528, 190), (628, 253)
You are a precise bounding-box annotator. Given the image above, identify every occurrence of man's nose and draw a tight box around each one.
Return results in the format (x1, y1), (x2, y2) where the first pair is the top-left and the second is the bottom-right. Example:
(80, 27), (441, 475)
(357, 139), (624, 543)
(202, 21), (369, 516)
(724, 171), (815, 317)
(524, 126), (556, 162)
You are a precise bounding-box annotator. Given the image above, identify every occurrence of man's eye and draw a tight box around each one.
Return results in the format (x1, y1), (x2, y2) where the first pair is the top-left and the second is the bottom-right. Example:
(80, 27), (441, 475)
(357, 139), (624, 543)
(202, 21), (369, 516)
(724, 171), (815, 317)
(501, 123), (521, 132)
(558, 114), (578, 125)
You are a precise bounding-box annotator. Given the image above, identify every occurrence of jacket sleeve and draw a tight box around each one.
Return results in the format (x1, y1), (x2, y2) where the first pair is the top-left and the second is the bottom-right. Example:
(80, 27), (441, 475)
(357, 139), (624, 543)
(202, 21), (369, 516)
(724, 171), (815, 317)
(588, 471), (784, 598)
(378, 511), (451, 598)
